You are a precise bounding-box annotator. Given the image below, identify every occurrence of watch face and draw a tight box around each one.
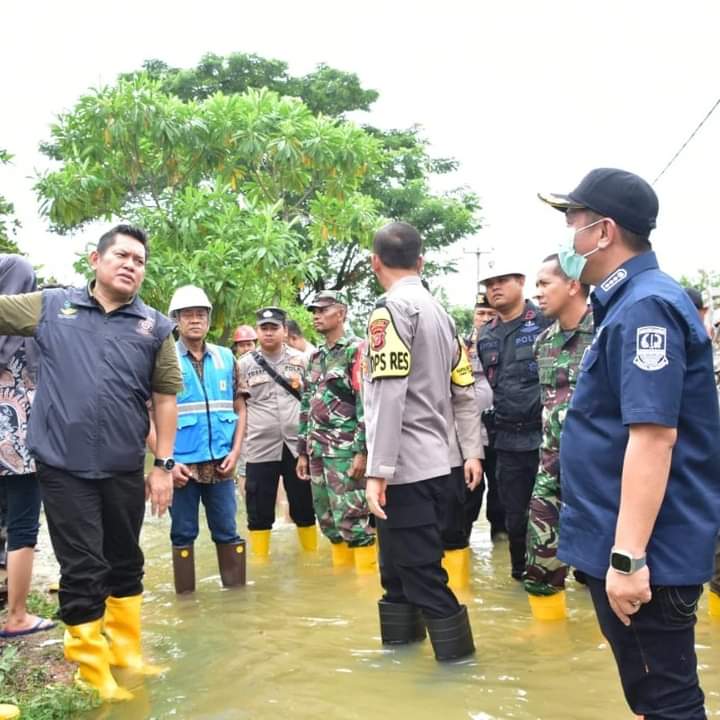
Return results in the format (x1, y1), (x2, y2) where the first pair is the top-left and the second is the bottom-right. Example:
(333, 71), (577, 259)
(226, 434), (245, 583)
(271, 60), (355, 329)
(611, 552), (632, 573)
(164, 458), (176, 471)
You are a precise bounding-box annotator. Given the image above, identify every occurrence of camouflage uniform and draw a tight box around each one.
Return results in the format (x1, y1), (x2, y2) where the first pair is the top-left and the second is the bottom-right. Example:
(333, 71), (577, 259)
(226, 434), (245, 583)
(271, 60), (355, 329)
(524, 309), (594, 596)
(298, 335), (374, 547)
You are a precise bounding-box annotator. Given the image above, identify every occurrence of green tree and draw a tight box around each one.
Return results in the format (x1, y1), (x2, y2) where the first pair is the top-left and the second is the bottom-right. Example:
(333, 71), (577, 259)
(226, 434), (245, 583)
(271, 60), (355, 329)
(121, 53), (481, 305)
(123, 53), (379, 116)
(448, 304), (474, 339)
(36, 76), (382, 341)
(0, 149), (22, 254)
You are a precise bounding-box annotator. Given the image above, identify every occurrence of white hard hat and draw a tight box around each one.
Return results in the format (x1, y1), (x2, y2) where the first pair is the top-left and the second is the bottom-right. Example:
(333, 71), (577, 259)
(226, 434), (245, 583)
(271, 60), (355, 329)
(479, 256), (526, 284)
(168, 285), (213, 316)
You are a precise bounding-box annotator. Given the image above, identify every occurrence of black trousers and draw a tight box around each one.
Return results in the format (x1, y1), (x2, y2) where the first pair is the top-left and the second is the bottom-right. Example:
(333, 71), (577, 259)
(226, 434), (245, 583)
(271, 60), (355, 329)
(440, 466), (472, 551)
(377, 475), (461, 620)
(38, 463), (145, 626)
(495, 449), (539, 574)
(463, 446), (505, 539)
(587, 576), (705, 719)
(245, 444), (315, 531)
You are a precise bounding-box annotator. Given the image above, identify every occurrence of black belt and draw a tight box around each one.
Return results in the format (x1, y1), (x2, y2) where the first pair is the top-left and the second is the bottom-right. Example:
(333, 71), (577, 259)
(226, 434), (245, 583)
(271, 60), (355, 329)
(494, 420), (541, 433)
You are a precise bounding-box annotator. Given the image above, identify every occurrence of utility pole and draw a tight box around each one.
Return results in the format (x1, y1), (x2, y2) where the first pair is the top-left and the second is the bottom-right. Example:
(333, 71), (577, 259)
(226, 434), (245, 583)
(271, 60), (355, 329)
(463, 245), (494, 295)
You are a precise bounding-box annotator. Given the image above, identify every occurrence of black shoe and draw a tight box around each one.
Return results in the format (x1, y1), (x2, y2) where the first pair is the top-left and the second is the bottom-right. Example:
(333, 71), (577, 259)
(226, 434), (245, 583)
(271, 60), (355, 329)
(425, 605), (475, 662)
(511, 568), (525, 581)
(378, 600), (426, 645)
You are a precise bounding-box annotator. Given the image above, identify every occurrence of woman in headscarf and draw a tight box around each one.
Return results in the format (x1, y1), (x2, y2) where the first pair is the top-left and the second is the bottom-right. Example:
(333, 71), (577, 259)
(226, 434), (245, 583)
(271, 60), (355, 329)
(0, 255), (55, 637)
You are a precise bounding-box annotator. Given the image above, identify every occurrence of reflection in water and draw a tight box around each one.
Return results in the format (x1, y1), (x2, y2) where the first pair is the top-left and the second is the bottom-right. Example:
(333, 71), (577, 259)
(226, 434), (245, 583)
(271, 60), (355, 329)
(85, 509), (720, 720)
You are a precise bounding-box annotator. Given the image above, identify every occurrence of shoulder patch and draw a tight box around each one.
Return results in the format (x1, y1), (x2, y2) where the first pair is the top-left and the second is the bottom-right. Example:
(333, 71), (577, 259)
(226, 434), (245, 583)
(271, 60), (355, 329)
(367, 306), (410, 379)
(633, 325), (668, 371)
(451, 339), (474, 387)
(600, 269), (628, 292)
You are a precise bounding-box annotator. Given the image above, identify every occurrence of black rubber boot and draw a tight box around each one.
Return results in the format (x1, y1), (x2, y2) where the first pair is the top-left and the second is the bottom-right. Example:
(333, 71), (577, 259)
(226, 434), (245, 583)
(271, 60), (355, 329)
(172, 545), (196, 594)
(0, 534), (6, 569)
(378, 600), (426, 645)
(215, 540), (247, 588)
(509, 539), (526, 580)
(425, 605), (475, 662)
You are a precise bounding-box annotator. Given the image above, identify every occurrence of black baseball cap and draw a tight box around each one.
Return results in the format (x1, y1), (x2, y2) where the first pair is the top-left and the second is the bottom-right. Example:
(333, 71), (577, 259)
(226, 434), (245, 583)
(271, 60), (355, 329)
(255, 306), (287, 326)
(475, 292), (492, 309)
(685, 287), (705, 310)
(538, 168), (659, 236)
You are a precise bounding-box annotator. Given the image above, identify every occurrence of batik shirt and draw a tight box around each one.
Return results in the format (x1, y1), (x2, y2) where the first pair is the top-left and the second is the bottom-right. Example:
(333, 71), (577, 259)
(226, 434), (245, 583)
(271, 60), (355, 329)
(0, 345), (35, 475)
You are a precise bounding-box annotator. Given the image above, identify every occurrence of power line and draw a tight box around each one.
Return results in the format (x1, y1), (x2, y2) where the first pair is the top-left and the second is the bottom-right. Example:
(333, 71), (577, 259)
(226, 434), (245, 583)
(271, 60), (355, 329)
(653, 96), (720, 185)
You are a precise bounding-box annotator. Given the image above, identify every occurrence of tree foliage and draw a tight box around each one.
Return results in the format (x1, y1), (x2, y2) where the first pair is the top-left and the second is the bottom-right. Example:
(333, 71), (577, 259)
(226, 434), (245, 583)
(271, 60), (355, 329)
(123, 53), (379, 117)
(120, 53), (482, 305)
(36, 77), (382, 340)
(37, 52), (481, 337)
(0, 149), (21, 254)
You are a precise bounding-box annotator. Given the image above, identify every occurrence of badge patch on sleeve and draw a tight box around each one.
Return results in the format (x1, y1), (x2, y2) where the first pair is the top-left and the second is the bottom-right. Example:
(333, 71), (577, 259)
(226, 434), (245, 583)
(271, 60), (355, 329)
(367, 306), (411, 379)
(451, 339), (474, 387)
(633, 326), (668, 371)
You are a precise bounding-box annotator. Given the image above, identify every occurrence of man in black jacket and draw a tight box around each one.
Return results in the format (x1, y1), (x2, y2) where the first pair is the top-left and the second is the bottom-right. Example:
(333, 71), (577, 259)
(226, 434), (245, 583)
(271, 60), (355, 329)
(477, 258), (549, 580)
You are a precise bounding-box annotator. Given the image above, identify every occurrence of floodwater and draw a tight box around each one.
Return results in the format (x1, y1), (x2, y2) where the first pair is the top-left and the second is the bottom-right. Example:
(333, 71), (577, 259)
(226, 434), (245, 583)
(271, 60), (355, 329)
(76, 506), (719, 720)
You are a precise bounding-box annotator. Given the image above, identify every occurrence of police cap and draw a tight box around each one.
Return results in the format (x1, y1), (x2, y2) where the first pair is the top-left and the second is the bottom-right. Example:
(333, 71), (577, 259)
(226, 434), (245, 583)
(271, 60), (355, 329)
(255, 306), (287, 326)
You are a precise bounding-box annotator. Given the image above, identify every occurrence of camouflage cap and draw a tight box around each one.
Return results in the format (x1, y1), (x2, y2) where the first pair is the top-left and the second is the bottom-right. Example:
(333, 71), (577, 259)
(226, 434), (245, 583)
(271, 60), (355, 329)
(306, 290), (346, 310)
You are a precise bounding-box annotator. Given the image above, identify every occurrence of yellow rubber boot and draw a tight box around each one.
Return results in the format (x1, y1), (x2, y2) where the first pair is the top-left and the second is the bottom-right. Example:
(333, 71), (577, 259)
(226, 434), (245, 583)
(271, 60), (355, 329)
(249, 529), (271, 558)
(104, 595), (168, 676)
(64, 619), (134, 702)
(709, 590), (720, 618)
(441, 548), (471, 590)
(297, 525), (318, 552)
(0, 704), (20, 719)
(330, 541), (353, 567)
(528, 591), (568, 621)
(353, 543), (378, 574)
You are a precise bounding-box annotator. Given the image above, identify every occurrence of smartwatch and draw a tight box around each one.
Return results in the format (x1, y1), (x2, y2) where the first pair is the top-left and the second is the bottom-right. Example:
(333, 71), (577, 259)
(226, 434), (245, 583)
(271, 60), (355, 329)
(153, 457), (176, 472)
(609, 548), (646, 575)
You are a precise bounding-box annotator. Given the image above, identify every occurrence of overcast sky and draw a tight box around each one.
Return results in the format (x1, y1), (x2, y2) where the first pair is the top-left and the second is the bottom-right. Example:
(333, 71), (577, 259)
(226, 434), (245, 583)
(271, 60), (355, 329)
(1, 0), (719, 307)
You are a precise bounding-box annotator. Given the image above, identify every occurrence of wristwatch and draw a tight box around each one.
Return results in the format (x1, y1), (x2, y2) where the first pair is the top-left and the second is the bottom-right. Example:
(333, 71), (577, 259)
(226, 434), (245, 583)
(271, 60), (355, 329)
(609, 548), (646, 575)
(153, 457), (176, 472)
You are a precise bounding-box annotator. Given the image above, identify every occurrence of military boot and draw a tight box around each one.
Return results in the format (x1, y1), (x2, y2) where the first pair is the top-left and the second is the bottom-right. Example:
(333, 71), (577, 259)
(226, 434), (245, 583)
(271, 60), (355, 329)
(378, 600), (426, 645)
(172, 545), (195, 594)
(425, 605), (475, 662)
(215, 540), (247, 588)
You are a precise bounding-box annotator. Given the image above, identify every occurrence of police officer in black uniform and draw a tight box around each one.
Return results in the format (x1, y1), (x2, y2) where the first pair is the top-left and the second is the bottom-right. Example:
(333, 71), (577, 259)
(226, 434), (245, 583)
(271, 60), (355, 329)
(477, 257), (549, 580)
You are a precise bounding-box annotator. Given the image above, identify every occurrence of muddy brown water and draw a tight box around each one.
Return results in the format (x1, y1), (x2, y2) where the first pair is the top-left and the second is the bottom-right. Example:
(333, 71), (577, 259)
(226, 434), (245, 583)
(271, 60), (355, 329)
(27, 504), (720, 720)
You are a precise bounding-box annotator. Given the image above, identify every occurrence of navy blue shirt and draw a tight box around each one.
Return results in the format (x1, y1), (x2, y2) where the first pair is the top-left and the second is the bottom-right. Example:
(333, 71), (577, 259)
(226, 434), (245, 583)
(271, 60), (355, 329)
(558, 252), (720, 585)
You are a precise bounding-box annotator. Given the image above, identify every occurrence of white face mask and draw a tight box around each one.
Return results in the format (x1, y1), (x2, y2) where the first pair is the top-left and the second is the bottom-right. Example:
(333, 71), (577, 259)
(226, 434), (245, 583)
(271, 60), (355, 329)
(558, 218), (605, 280)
